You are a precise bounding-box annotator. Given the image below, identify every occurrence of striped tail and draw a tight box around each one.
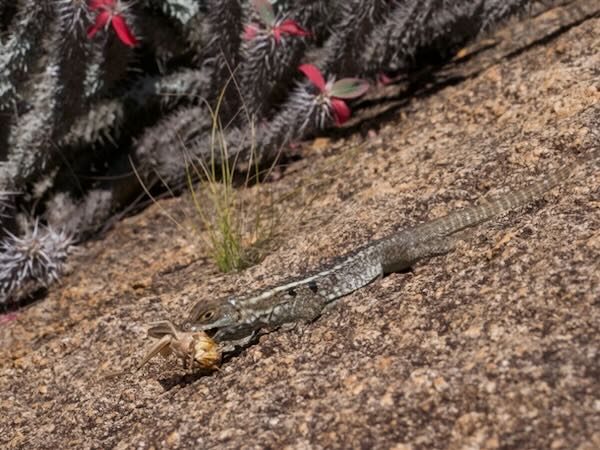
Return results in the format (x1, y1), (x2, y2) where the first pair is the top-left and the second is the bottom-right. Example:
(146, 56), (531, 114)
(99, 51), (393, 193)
(413, 158), (582, 239)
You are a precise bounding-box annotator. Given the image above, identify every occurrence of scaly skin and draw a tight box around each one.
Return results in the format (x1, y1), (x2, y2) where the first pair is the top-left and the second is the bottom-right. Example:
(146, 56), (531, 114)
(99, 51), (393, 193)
(182, 156), (586, 352)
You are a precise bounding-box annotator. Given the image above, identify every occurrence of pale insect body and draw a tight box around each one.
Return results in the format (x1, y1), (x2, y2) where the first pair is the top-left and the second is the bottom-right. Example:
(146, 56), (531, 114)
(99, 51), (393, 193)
(139, 320), (221, 371)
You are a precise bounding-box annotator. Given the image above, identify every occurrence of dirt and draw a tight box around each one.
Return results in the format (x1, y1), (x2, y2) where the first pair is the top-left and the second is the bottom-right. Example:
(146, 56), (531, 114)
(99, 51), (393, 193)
(1, 3), (599, 449)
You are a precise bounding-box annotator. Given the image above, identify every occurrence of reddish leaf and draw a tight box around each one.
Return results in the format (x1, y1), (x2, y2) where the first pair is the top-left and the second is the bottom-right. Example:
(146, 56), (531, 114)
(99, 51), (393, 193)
(243, 24), (259, 40)
(299, 64), (325, 92)
(329, 78), (370, 99)
(253, 0), (274, 25)
(331, 98), (351, 126)
(87, 10), (110, 38)
(378, 73), (392, 85)
(111, 14), (138, 47)
(277, 20), (309, 37)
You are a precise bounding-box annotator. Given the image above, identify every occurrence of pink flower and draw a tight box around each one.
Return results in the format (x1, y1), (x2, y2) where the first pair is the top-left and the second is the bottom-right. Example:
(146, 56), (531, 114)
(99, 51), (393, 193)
(0, 312), (18, 326)
(299, 64), (370, 126)
(243, 24), (259, 40)
(244, 0), (309, 43)
(87, 0), (138, 47)
(378, 73), (393, 86)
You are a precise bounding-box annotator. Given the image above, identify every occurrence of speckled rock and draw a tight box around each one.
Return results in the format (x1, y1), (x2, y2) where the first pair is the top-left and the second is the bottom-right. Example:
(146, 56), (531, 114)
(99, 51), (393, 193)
(1, 3), (599, 449)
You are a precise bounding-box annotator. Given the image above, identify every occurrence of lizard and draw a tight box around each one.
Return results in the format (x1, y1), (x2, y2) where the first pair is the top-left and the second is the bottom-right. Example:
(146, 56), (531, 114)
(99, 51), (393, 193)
(181, 153), (592, 353)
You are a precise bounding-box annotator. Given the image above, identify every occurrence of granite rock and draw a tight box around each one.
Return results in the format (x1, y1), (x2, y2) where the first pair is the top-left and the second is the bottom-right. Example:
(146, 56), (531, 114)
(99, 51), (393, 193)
(1, 3), (599, 449)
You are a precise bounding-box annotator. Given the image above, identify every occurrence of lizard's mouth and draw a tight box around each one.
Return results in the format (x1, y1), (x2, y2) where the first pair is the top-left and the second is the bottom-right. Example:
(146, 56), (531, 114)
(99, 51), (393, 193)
(204, 328), (219, 338)
(180, 321), (218, 337)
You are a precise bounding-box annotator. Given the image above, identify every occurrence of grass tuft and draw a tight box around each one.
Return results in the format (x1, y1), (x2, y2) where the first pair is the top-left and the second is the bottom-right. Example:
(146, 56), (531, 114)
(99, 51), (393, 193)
(185, 93), (280, 273)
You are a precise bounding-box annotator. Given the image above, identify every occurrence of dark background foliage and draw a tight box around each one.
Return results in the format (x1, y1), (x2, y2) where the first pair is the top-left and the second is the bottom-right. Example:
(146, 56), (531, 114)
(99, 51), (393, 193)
(0, 0), (551, 303)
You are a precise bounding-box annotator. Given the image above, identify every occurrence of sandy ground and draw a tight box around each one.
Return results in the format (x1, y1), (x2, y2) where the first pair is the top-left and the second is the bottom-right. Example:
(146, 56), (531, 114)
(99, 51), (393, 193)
(1, 2), (599, 449)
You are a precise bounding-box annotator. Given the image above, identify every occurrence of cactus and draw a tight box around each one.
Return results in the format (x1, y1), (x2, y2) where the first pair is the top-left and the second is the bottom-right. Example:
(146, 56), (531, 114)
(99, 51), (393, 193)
(0, 218), (73, 304)
(0, 0), (554, 303)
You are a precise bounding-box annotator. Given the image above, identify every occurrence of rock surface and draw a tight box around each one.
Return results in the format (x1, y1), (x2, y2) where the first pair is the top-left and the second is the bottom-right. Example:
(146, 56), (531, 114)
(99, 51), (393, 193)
(1, 3), (599, 449)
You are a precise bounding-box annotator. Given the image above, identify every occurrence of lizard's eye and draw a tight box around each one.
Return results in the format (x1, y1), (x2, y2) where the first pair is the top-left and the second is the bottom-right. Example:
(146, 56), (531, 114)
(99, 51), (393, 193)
(202, 310), (215, 321)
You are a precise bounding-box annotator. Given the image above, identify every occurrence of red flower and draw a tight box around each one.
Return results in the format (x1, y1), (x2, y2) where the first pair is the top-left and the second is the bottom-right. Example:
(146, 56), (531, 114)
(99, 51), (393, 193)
(244, 0), (309, 43)
(243, 24), (259, 40)
(299, 64), (370, 126)
(272, 19), (310, 43)
(87, 0), (138, 47)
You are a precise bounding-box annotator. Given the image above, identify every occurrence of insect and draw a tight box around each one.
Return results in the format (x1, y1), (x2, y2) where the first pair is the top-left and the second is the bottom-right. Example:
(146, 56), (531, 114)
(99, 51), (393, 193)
(138, 320), (221, 371)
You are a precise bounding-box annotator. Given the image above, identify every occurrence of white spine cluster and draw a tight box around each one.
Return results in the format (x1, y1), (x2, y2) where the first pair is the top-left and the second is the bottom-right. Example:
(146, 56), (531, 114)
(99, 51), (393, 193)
(0, 220), (73, 303)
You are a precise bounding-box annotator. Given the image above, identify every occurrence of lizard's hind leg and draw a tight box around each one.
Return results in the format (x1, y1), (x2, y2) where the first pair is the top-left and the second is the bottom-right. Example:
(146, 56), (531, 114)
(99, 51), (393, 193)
(383, 234), (465, 274)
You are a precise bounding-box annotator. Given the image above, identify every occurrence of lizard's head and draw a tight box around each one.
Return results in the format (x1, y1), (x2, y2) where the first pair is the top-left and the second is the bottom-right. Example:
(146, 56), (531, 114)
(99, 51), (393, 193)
(182, 297), (241, 335)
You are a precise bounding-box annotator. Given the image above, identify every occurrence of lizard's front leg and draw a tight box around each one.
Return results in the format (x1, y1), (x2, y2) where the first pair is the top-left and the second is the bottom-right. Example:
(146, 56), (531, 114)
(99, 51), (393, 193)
(215, 331), (258, 353)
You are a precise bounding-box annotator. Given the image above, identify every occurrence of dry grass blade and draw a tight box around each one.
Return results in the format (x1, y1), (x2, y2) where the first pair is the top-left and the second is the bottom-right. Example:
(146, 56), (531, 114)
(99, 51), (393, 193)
(184, 85), (283, 273)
